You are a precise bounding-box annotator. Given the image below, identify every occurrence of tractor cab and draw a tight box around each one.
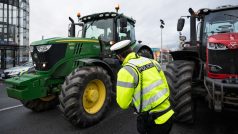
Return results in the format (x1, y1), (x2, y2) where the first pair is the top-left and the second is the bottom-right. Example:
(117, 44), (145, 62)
(67, 11), (153, 59)
(176, 5), (238, 61)
(69, 12), (136, 45)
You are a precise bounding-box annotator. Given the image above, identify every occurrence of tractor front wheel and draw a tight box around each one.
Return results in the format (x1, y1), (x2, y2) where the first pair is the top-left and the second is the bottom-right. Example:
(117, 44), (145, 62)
(59, 66), (112, 127)
(21, 95), (58, 112)
(164, 60), (195, 123)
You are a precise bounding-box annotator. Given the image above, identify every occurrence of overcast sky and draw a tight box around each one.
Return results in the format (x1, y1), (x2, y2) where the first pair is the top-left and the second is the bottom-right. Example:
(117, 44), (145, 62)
(29, 0), (238, 49)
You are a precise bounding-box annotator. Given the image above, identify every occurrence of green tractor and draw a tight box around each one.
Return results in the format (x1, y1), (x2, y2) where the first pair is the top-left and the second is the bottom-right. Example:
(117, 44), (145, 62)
(5, 10), (153, 127)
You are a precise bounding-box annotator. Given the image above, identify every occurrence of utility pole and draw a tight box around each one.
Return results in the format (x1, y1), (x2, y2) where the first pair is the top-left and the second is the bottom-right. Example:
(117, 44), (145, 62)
(160, 19), (165, 64)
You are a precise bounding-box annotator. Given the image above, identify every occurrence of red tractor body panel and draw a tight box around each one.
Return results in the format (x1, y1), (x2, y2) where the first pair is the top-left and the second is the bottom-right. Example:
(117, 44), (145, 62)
(207, 33), (238, 79)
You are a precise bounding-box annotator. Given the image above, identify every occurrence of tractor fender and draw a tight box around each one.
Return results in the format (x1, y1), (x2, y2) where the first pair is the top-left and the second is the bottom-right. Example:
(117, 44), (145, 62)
(77, 58), (116, 84)
(133, 43), (154, 58)
(170, 50), (203, 81)
(170, 50), (199, 61)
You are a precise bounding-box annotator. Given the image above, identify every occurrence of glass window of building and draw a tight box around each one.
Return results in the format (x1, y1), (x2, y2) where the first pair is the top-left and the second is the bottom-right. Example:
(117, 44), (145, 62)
(0, 0), (29, 69)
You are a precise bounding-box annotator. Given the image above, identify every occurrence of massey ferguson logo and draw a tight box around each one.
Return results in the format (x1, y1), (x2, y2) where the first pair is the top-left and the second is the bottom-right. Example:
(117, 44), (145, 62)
(231, 42), (238, 47)
(230, 35), (235, 41)
(229, 42), (238, 49)
(229, 35), (238, 49)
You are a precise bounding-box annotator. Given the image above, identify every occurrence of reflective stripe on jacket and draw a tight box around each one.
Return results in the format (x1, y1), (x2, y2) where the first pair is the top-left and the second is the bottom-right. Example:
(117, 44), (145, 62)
(116, 52), (174, 124)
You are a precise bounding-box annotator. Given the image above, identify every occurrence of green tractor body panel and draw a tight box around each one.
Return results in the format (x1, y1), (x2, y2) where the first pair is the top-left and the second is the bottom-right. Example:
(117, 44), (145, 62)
(6, 37), (103, 100)
(6, 73), (47, 100)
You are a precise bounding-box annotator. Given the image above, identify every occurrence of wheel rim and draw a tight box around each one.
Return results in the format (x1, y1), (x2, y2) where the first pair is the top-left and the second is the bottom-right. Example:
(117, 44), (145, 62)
(83, 79), (106, 114)
(40, 95), (56, 102)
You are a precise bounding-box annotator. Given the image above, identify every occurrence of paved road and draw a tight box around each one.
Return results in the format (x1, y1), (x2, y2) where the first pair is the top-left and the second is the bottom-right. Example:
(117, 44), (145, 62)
(1, 81), (238, 134)
(0, 81), (21, 109)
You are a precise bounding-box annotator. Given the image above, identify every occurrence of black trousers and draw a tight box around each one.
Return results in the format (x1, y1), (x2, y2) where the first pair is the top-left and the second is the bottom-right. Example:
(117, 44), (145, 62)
(137, 115), (173, 134)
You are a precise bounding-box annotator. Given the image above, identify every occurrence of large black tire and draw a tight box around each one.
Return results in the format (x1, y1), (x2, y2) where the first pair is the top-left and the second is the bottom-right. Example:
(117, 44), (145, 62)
(137, 48), (153, 59)
(21, 95), (59, 112)
(59, 66), (112, 127)
(164, 60), (195, 123)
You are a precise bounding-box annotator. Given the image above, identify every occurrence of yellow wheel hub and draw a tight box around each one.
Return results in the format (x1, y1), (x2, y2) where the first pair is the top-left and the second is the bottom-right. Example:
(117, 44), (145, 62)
(83, 79), (106, 114)
(40, 95), (56, 102)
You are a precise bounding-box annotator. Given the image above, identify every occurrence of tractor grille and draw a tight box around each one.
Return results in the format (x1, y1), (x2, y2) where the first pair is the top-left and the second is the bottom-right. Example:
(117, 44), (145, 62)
(31, 43), (67, 71)
(208, 49), (238, 74)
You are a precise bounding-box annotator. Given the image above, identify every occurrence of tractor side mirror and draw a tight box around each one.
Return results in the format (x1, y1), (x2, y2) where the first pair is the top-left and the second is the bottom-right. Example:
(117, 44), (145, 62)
(120, 17), (127, 28)
(177, 18), (185, 31)
(68, 24), (75, 37)
(69, 17), (75, 37)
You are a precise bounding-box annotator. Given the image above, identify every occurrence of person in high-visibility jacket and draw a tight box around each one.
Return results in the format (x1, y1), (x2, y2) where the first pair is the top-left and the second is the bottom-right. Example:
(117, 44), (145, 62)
(110, 40), (174, 134)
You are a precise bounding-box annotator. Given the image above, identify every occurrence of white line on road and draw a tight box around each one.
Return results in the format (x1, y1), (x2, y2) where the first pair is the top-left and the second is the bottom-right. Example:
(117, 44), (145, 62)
(0, 104), (23, 112)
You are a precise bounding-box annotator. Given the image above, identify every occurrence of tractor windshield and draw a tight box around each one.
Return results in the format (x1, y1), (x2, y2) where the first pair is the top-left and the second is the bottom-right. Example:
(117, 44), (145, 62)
(202, 9), (238, 44)
(84, 18), (114, 42)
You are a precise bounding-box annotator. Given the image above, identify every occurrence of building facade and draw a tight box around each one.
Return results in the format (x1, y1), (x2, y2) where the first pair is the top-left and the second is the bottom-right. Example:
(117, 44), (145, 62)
(0, 0), (29, 69)
(152, 48), (173, 64)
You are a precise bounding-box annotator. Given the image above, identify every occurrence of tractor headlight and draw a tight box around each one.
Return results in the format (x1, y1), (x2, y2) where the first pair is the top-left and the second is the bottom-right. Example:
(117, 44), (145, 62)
(216, 44), (227, 50)
(42, 63), (46, 68)
(36, 45), (52, 52)
(208, 43), (227, 50)
(208, 43), (216, 49)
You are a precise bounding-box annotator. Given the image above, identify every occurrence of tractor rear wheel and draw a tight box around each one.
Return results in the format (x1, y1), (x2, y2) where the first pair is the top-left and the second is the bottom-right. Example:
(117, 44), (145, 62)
(59, 66), (112, 127)
(164, 60), (195, 123)
(21, 95), (58, 112)
(137, 48), (153, 59)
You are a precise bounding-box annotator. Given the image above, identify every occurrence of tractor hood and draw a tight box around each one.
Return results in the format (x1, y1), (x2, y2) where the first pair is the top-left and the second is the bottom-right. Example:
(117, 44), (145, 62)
(31, 37), (99, 45)
(208, 33), (238, 49)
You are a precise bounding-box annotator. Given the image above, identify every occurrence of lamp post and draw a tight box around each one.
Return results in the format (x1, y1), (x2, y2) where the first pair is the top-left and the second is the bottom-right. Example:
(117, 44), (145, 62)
(160, 19), (165, 64)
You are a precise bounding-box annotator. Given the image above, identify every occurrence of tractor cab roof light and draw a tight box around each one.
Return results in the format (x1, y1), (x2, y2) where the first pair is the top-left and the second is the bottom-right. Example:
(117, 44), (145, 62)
(77, 12), (81, 18)
(105, 14), (110, 17)
(111, 14), (117, 17)
(99, 14), (104, 17)
(203, 9), (209, 13)
(115, 4), (120, 13)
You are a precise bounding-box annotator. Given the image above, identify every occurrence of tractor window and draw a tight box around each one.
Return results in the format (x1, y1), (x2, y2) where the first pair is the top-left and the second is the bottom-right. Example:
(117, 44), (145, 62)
(202, 9), (238, 45)
(117, 20), (136, 42)
(197, 21), (201, 41)
(84, 18), (113, 42)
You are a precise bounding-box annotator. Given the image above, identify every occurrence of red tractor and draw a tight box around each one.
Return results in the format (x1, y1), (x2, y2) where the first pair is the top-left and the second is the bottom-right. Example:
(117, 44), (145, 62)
(165, 5), (238, 123)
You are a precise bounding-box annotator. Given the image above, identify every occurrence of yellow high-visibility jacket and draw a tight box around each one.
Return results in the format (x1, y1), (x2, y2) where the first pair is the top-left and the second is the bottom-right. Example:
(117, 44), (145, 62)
(117, 52), (174, 124)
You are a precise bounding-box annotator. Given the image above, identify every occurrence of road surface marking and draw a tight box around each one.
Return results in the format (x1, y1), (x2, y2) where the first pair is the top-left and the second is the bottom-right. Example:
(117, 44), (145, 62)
(0, 104), (23, 112)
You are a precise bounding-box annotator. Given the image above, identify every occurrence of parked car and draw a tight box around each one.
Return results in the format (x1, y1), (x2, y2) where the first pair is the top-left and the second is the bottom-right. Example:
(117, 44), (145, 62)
(1, 61), (35, 79)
